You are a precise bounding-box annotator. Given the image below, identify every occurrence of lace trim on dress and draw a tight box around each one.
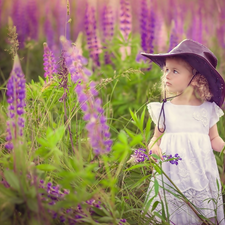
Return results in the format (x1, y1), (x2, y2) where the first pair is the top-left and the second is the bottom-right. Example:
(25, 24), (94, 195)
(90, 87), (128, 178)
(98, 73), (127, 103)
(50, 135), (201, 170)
(151, 186), (223, 225)
(192, 108), (208, 127)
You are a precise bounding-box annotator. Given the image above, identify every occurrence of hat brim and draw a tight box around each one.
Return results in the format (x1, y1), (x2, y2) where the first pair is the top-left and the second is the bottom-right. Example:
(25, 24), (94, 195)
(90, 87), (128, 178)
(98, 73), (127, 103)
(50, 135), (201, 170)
(141, 52), (225, 107)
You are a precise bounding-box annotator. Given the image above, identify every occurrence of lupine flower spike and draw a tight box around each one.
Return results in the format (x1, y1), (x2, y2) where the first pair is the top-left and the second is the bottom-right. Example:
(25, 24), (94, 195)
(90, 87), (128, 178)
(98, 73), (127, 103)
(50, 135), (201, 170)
(119, 0), (132, 60)
(60, 36), (112, 155)
(43, 42), (57, 80)
(102, 4), (114, 64)
(5, 54), (26, 151)
(127, 148), (149, 163)
(85, 4), (101, 66)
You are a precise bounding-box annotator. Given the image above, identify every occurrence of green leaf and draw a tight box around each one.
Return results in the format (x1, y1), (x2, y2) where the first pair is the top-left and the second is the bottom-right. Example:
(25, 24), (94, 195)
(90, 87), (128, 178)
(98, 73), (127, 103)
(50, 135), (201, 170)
(4, 170), (20, 191)
(0, 185), (15, 197)
(152, 164), (162, 174)
(154, 179), (159, 196)
(130, 134), (143, 147)
(130, 175), (151, 189)
(36, 138), (49, 147)
(118, 131), (128, 145)
(92, 207), (108, 217)
(151, 154), (160, 160)
(36, 164), (57, 171)
(27, 198), (38, 212)
(34, 146), (49, 157)
(145, 119), (152, 142)
(125, 164), (149, 171)
(10, 197), (24, 204)
(97, 216), (113, 223)
(161, 200), (166, 220)
(140, 108), (146, 133)
(216, 178), (220, 191)
(152, 200), (160, 212)
(124, 128), (135, 139)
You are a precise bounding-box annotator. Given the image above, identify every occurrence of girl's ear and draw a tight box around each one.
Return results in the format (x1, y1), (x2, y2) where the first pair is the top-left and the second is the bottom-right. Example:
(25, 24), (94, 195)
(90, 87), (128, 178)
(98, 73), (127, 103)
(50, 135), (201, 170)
(191, 77), (198, 87)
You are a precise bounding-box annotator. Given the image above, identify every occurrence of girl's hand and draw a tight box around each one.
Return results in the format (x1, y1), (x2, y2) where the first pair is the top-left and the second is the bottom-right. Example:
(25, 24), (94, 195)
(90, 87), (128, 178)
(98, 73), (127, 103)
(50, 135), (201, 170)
(148, 144), (163, 161)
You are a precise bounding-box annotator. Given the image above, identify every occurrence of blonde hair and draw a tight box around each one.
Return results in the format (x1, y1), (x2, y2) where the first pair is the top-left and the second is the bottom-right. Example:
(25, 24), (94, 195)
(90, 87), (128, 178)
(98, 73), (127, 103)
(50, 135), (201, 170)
(160, 56), (213, 101)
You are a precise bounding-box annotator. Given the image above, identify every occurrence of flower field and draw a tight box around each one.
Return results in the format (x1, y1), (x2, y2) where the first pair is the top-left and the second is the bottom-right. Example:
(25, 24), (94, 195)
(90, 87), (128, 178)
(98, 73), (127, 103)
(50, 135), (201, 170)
(0, 0), (225, 224)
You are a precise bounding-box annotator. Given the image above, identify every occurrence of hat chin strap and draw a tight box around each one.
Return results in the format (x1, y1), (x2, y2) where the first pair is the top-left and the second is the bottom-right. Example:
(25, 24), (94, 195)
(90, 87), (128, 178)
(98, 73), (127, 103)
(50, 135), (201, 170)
(157, 72), (197, 133)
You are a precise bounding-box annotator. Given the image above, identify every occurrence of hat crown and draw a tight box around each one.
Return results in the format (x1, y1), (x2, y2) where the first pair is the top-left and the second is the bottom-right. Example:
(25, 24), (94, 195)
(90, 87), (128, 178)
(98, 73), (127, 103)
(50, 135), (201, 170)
(170, 39), (217, 68)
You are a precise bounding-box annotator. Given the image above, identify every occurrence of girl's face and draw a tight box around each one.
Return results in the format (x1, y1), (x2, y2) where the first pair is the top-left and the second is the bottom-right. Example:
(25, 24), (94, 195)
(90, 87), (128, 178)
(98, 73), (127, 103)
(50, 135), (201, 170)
(163, 58), (193, 94)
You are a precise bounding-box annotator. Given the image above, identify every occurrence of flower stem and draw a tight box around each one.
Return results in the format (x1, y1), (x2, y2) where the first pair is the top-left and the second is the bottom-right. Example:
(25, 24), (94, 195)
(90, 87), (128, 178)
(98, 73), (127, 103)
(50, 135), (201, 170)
(151, 159), (211, 224)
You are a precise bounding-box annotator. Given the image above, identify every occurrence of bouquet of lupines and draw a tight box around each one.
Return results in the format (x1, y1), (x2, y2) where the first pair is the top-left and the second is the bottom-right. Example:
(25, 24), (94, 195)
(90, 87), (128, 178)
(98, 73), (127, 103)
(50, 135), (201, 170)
(127, 148), (182, 165)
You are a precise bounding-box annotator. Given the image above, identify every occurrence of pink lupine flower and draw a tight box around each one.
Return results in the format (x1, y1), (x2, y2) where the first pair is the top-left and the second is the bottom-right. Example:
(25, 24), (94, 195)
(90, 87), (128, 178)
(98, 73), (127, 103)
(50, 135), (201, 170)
(43, 42), (57, 79)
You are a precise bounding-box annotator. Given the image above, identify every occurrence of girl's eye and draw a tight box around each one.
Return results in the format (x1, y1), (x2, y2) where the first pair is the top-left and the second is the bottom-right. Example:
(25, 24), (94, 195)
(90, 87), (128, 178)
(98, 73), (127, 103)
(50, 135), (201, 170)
(173, 70), (178, 74)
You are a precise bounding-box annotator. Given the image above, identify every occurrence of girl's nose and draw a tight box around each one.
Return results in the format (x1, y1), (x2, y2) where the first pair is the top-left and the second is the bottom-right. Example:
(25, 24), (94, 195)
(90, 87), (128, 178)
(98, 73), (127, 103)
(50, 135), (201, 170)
(165, 71), (171, 79)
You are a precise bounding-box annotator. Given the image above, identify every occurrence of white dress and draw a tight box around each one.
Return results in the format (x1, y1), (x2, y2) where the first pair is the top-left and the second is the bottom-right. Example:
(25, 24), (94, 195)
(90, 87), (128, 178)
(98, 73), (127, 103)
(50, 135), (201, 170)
(146, 101), (225, 225)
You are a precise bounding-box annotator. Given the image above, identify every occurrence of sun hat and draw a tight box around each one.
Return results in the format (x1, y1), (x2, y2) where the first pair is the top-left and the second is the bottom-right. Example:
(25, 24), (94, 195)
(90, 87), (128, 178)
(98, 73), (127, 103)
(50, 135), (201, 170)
(141, 39), (225, 107)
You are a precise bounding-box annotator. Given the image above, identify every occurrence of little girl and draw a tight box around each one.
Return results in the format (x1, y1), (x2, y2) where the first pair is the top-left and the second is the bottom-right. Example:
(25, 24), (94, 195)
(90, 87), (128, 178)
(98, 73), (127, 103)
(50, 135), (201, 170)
(141, 39), (225, 225)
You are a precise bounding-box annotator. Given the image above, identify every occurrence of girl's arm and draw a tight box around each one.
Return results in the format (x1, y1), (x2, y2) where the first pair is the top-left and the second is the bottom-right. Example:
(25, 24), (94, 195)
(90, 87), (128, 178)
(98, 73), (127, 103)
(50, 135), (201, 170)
(209, 124), (225, 152)
(148, 126), (163, 159)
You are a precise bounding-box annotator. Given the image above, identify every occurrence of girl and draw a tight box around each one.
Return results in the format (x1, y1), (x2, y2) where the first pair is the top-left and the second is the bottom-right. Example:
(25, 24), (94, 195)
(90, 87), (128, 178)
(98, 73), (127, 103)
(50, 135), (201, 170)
(141, 39), (225, 225)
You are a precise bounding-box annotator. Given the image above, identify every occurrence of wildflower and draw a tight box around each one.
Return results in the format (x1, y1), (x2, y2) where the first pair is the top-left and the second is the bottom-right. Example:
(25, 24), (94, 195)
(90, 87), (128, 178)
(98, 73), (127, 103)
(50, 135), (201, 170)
(85, 4), (101, 66)
(102, 4), (114, 64)
(163, 153), (182, 165)
(120, 0), (132, 41)
(168, 20), (178, 52)
(44, 10), (55, 50)
(127, 148), (149, 163)
(12, 0), (27, 48)
(5, 54), (26, 151)
(26, 0), (38, 40)
(60, 36), (112, 155)
(43, 42), (57, 79)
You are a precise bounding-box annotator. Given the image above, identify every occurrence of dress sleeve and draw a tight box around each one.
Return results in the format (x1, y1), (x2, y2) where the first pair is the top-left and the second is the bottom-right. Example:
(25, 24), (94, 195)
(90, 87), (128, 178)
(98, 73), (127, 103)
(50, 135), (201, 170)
(147, 102), (163, 128)
(209, 102), (224, 128)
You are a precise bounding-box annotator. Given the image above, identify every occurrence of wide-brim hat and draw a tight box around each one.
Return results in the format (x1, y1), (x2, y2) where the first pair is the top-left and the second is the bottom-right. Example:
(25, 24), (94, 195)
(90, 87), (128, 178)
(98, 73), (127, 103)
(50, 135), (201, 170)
(141, 39), (225, 107)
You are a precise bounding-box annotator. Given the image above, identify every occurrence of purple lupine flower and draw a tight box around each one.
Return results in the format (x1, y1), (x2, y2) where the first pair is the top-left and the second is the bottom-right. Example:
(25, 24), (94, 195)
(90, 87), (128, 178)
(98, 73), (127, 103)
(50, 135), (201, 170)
(140, 0), (148, 52)
(5, 54), (26, 151)
(44, 5), (55, 50)
(163, 153), (182, 165)
(120, 0), (132, 41)
(127, 148), (149, 163)
(43, 42), (57, 79)
(54, 0), (67, 40)
(168, 20), (178, 52)
(26, 0), (38, 40)
(119, 218), (127, 224)
(147, 2), (155, 54)
(137, 0), (155, 64)
(11, 0), (27, 48)
(85, 4), (101, 66)
(102, 4), (114, 64)
(60, 36), (112, 155)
